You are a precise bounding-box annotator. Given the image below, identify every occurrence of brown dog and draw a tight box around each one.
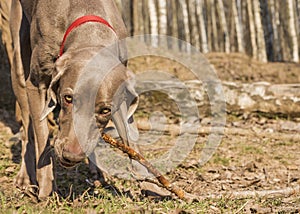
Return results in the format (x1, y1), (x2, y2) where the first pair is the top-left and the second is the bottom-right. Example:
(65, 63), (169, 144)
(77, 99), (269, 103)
(10, 0), (139, 199)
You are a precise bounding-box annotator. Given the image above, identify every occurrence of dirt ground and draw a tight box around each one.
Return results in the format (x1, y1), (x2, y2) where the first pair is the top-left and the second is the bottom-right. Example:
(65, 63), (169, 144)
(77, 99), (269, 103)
(0, 43), (300, 213)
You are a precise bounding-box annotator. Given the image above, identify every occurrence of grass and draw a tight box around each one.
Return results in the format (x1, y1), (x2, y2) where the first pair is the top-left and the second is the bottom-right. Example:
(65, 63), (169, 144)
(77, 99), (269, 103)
(1, 116), (300, 213)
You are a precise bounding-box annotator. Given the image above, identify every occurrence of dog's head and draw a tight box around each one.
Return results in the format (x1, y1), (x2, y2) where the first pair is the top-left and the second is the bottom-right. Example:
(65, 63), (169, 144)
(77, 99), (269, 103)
(41, 48), (139, 167)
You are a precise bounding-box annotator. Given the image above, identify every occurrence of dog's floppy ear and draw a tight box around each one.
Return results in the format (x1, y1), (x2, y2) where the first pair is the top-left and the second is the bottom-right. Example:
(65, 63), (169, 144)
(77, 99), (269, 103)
(112, 72), (139, 145)
(40, 55), (69, 120)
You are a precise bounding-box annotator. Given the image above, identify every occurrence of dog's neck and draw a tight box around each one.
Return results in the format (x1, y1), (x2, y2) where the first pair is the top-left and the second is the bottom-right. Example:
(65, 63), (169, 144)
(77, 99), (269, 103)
(61, 23), (118, 56)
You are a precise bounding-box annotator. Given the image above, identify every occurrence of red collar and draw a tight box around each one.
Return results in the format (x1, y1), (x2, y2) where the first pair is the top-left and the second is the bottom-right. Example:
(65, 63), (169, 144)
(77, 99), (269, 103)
(59, 15), (115, 57)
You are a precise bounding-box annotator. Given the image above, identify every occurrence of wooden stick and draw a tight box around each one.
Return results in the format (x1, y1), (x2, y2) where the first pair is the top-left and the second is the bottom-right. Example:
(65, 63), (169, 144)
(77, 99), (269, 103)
(102, 133), (185, 199)
(102, 133), (300, 201)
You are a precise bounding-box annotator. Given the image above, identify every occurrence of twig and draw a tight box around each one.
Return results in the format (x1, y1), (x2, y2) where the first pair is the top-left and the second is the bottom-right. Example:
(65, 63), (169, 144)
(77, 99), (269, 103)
(193, 185), (300, 201)
(102, 133), (185, 199)
(101, 133), (300, 201)
(234, 200), (251, 214)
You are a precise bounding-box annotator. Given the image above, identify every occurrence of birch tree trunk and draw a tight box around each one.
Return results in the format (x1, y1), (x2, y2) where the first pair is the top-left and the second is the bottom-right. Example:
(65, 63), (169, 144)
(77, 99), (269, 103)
(216, 0), (230, 53)
(158, 0), (167, 35)
(287, 0), (299, 62)
(278, 1), (290, 61)
(167, 0), (180, 51)
(269, 0), (282, 61)
(176, 0), (186, 50)
(247, 0), (258, 60)
(133, 0), (144, 36)
(236, 0), (245, 52)
(253, 0), (267, 62)
(148, 0), (158, 47)
(188, 0), (200, 49)
(206, 0), (213, 51)
(196, 0), (209, 53)
(210, 0), (219, 51)
(230, 1), (236, 52)
(232, 0), (245, 53)
(179, 0), (191, 52)
(297, 0), (300, 34)
(166, 0), (178, 39)
(141, 0), (151, 44)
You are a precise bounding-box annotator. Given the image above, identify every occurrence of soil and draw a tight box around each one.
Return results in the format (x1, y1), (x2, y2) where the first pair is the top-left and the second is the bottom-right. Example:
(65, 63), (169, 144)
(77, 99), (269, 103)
(0, 42), (300, 213)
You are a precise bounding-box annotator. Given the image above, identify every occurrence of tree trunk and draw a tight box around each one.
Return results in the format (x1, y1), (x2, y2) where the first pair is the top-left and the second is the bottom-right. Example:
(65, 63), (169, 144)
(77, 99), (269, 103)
(216, 0), (230, 53)
(278, 2), (290, 61)
(148, 0), (158, 47)
(176, 0), (186, 50)
(269, 0), (282, 61)
(236, 0), (244, 26)
(297, 0), (300, 35)
(230, 1), (236, 52)
(206, 0), (213, 51)
(210, 0), (219, 51)
(246, 0), (258, 60)
(196, 0), (209, 53)
(166, 0), (180, 51)
(133, 0), (144, 36)
(287, 0), (299, 62)
(232, 0), (245, 53)
(188, 0), (200, 49)
(253, 0), (267, 62)
(158, 0), (167, 35)
(141, 0), (150, 44)
(179, 0), (191, 52)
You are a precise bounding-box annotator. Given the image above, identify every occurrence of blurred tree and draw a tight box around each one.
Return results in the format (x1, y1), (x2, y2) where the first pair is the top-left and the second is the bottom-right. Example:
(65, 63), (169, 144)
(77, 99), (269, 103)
(247, 0), (258, 60)
(232, 0), (244, 53)
(253, 0), (267, 62)
(116, 0), (300, 62)
(216, 0), (230, 53)
(287, 0), (299, 62)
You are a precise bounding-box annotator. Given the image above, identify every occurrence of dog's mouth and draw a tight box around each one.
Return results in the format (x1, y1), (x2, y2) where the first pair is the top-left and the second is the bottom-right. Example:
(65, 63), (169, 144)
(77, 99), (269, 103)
(54, 138), (85, 168)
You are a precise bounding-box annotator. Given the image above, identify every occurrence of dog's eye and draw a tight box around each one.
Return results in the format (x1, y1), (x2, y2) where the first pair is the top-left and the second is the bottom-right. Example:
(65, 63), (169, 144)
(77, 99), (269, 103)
(64, 95), (73, 104)
(99, 107), (111, 115)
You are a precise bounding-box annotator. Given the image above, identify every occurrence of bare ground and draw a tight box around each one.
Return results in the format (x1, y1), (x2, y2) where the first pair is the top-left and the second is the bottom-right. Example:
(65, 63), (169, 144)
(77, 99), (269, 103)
(0, 46), (300, 213)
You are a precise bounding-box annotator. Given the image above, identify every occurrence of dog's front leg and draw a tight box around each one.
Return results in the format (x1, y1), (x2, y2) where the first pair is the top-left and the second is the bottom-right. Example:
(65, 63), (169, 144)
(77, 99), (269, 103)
(10, 0), (37, 191)
(26, 76), (54, 199)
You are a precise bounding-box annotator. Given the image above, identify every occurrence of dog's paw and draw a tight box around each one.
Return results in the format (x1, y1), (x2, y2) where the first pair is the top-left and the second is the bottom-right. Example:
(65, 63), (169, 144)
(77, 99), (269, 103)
(14, 168), (31, 190)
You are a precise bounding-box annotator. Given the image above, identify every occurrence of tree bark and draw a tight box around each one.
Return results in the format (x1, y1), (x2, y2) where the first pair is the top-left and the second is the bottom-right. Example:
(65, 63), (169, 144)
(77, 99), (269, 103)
(179, 0), (191, 52)
(287, 0), (299, 62)
(216, 0), (230, 53)
(133, 0), (144, 36)
(188, 0), (200, 49)
(142, 0), (150, 37)
(297, 0), (300, 35)
(269, 0), (282, 61)
(196, 0), (209, 53)
(246, 0), (258, 60)
(148, 0), (158, 47)
(232, 0), (245, 53)
(210, 0), (219, 51)
(158, 0), (167, 35)
(253, 0), (267, 62)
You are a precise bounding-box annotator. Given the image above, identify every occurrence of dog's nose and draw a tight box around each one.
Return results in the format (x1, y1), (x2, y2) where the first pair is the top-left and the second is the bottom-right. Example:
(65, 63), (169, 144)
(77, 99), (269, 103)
(61, 150), (86, 165)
